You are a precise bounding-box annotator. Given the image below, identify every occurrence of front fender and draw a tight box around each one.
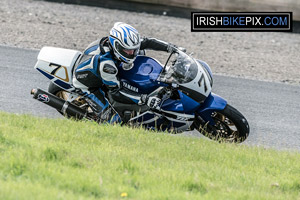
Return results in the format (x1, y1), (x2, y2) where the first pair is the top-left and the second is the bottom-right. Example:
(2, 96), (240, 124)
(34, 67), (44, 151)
(196, 93), (227, 125)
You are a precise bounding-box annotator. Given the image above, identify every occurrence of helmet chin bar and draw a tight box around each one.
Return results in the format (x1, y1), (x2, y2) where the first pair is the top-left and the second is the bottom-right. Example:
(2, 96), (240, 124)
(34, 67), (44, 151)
(113, 48), (135, 64)
(112, 52), (135, 71)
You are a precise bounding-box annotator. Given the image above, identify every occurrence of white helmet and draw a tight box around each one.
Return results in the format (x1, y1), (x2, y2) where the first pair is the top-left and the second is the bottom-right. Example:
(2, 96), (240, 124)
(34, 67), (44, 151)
(109, 22), (141, 65)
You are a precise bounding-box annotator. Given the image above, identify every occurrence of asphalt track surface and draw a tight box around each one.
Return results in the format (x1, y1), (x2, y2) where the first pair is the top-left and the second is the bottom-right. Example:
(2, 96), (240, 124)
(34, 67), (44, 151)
(1, 45), (299, 151)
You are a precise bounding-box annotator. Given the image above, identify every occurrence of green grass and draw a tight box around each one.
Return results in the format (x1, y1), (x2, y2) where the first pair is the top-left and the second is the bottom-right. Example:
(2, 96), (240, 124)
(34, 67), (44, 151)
(0, 112), (299, 199)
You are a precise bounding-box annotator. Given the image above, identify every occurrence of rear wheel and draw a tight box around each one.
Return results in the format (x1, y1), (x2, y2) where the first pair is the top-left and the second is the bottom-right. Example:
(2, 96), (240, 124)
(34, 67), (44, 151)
(194, 104), (249, 143)
(48, 82), (88, 119)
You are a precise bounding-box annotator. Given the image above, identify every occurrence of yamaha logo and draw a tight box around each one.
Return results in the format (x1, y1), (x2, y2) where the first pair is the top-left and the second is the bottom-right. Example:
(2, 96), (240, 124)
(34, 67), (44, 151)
(122, 82), (138, 92)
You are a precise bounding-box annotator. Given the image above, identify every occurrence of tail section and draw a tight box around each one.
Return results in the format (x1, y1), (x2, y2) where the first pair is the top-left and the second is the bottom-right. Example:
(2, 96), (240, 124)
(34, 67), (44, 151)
(34, 47), (82, 91)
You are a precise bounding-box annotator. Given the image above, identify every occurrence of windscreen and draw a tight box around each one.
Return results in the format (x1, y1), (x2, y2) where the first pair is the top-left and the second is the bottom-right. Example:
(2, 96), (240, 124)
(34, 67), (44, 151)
(159, 51), (198, 84)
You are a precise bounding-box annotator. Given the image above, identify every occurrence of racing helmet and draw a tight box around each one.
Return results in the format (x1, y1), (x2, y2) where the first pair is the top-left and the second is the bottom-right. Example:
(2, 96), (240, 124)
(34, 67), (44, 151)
(109, 22), (141, 68)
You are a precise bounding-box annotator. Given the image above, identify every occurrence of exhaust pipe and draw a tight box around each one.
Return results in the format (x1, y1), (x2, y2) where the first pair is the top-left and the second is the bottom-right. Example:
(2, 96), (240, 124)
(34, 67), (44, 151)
(31, 88), (87, 119)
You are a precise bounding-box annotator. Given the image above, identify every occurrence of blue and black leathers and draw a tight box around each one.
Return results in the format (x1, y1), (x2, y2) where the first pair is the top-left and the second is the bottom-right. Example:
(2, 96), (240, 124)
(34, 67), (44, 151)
(72, 36), (176, 120)
(73, 37), (119, 118)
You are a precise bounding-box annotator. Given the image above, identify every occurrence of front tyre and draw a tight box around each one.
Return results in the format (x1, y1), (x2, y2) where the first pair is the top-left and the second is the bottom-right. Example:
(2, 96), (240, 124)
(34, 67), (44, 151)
(194, 104), (250, 143)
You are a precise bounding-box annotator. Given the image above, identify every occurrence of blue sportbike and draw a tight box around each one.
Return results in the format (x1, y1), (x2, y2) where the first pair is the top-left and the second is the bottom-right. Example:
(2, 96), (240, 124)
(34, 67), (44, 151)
(31, 47), (250, 143)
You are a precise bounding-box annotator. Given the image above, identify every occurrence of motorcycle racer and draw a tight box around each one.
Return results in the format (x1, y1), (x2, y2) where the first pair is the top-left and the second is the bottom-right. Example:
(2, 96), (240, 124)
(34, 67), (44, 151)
(32, 21), (249, 142)
(72, 22), (178, 121)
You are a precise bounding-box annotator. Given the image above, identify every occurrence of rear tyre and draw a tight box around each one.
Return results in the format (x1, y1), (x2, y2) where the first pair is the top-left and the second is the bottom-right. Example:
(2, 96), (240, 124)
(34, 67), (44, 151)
(48, 82), (87, 119)
(194, 104), (249, 143)
(48, 82), (64, 96)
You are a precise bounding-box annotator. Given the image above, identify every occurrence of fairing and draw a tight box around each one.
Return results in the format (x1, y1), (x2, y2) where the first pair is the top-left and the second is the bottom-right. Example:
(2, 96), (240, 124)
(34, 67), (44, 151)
(158, 51), (212, 102)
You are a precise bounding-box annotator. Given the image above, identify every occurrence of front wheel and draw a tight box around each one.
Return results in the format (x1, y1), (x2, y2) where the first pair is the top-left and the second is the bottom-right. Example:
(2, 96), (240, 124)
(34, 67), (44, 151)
(194, 104), (250, 143)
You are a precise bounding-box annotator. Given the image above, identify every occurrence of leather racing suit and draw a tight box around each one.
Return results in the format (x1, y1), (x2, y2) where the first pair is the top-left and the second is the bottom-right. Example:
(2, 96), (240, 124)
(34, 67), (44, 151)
(72, 37), (176, 121)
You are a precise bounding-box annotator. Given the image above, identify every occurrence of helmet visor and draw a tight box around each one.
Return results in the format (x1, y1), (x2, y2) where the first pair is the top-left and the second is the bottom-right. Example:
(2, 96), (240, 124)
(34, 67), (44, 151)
(115, 41), (139, 60)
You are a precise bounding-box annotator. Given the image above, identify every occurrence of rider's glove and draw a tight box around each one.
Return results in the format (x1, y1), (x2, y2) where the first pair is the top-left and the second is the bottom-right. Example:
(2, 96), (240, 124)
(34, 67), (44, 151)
(167, 44), (178, 53)
(167, 44), (186, 53)
(146, 96), (161, 109)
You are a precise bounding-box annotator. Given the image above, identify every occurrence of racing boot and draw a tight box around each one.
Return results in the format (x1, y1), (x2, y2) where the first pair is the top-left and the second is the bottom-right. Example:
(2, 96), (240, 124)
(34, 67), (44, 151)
(84, 88), (120, 123)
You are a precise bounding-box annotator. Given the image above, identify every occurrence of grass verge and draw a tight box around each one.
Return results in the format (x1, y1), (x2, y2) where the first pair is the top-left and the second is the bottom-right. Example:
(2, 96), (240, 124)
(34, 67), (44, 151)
(0, 112), (299, 199)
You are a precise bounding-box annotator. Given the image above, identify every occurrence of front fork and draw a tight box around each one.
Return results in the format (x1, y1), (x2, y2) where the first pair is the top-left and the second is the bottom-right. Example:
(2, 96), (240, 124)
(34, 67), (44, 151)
(196, 93), (227, 125)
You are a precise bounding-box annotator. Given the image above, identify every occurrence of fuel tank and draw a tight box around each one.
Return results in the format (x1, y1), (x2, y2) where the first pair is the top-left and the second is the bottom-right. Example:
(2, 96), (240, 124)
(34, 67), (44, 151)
(118, 56), (168, 94)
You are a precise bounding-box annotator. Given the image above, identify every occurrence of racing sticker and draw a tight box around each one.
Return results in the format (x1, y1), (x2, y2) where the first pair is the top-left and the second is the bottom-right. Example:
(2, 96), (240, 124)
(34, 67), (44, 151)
(37, 94), (50, 103)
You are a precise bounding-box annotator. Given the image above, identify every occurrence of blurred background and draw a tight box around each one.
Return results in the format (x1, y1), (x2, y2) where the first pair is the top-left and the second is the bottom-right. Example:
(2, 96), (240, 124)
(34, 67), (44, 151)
(45, 0), (300, 30)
